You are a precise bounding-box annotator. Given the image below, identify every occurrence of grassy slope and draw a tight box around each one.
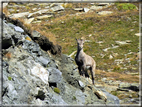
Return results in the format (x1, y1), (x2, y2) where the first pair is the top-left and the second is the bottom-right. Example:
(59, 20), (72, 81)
(4, 3), (139, 83)
(47, 9), (139, 75)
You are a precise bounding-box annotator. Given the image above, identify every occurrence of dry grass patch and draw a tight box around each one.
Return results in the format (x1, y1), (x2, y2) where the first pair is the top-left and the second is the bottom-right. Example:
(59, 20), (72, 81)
(96, 70), (139, 83)
(5, 52), (12, 59)
(12, 17), (58, 44)
(17, 18), (34, 31)
(39, 30), (57, 44)
(3, 7), (10, 15)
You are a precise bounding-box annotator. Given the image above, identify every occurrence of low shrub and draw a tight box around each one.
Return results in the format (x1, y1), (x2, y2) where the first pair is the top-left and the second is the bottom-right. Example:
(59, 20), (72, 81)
(54, 87), (60, 94)
(8, 76), (12, 81)
(116, 3), (137, 10)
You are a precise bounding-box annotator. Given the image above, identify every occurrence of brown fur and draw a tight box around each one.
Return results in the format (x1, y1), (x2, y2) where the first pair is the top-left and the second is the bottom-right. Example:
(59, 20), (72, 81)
(75, 38), (96, 84)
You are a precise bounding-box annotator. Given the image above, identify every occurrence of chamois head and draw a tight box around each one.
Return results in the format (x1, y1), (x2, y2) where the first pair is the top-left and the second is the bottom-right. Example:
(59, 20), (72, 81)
(76, 38), (85, 50)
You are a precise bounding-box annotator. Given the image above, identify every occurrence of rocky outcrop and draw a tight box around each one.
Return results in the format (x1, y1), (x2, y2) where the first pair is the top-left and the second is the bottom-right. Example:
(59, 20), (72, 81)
(2, 17), (120, 106)
(3, 13), (62, 55)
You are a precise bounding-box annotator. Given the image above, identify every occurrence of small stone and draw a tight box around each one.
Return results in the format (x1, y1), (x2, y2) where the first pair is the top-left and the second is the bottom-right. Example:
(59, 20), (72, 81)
(79, 80), (85, 88)
(107, 69), (113, 72)
(97, 3), (110, 6)
(74, 8), (84, 11)
(51, 5), (64, 12)
(119, 82), (131, 89)
(135, 33), (141, 36)
(36, 15), (53, 19)
(96, 41), (103, 44)
(115, 41), (130, 45)
(101, 78), (107, 82)
(28, 9), (51, 18)
(14, 26), (24, 33)
(7, 23), (16, 28)
(24, 18), (34, 24)
(88, 34), (92, 37)
(90, 6), (103, 10)
(109, 54), (113, 59)
(31, 30), (41, 38)
(9, 12), (29, 18)
(90, 3), (95, 5)
(85, 40), (91, 42)
(97, 11), (113, 15)
(38, 56), (50, 67)
(31, 63), (49, 84)
(112, 53), (118, 58)
(130, 29), (134, 31)
(126, 40), (132, 43)
(47, 67), (62, 83)
(32, 8), (37, 11)
(84, 8), (90, 12)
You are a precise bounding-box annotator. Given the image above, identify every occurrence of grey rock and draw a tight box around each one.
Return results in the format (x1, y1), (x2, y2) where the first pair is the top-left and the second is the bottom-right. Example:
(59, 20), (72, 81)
(96, 3), (110, 6)
(78, 80), (85, 88)
(101, 89), (119, 106)
(119, 82), (131, 88)
(135, 33), (141, 36)
(36, 15), (53, 19)
(115, 40), (131, 45)
(74, 8), (84, 11)
(28, 9), (51, 18)
(75, 90), (86, 104)
(50, 3), (59, 7)
(2, 21), (16, 49)
(51, 5), (64, 12)
(14, 26), (24, 33)
(9, 12), (29, 18)
(47, 67), (62, 83)
(90, 6), (103, 10)
(84, 8), (90, 12)
(38, 56), (50, 67)
(97, 11), (113, 15)
(22, 40), (41, 55)
(2, 18), (120, 105)
(103, 46), (119, 52)
(31, 30), (41, 38)
(118, 82), (139, 92)
(51, 94), (67, 104)
(7, 23), (16, 28)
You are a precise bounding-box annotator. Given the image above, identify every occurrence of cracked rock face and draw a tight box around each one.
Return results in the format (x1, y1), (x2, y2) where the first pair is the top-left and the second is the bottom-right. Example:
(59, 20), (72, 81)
(2, 17), (119, 106)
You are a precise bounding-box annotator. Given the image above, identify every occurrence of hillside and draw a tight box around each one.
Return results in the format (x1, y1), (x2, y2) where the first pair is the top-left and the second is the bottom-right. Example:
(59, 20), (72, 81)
(2, 2), (140, 105)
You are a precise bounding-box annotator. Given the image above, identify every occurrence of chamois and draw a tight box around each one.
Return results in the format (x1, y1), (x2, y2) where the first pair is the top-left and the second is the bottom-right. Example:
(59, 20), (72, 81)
(75, 38), (96, 85)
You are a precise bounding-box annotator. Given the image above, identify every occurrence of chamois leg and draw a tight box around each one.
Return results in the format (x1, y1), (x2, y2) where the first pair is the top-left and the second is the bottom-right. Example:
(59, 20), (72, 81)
(84, 69), (89, 78)
(78, 66), (83, 76)
(90, 67), (95, 85)
(81, 65), (86, 77)
(82, 65), (89, 78)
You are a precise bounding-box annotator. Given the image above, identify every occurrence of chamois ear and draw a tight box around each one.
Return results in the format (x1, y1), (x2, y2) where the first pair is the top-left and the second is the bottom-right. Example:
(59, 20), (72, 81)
(75, 38), (78, 41)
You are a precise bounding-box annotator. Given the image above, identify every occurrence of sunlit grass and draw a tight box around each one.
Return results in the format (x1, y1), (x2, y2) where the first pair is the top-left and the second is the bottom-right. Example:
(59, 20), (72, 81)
(3, 2), (139, 82)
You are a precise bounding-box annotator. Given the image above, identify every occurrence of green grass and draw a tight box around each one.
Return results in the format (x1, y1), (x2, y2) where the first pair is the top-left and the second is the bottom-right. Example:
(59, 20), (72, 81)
(54, 87), (60, 94)
(8, 76), (12, 81)
(5, 3), (139, 75)
(47, 10), (139, 73)
(72, 96), (77, 100)
(115, 3), (137, 10)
